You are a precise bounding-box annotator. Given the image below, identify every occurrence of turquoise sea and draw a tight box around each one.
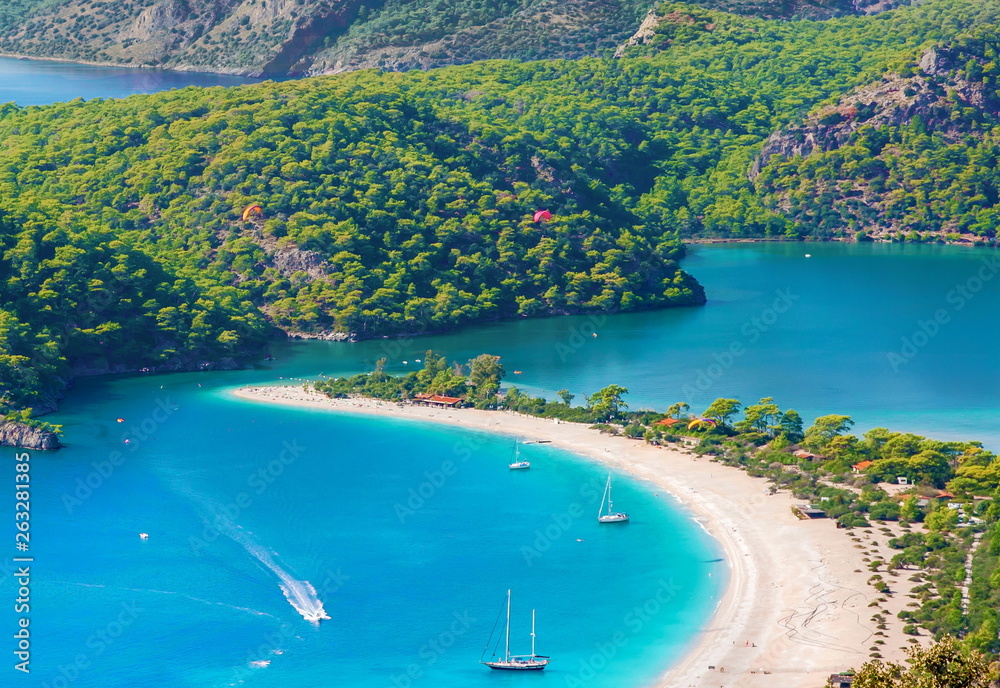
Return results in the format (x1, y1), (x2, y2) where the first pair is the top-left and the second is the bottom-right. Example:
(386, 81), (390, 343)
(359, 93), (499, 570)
(7, 240), (1000, 688)
(15, 373), (721, 688)
(3, 57), (1000, 688)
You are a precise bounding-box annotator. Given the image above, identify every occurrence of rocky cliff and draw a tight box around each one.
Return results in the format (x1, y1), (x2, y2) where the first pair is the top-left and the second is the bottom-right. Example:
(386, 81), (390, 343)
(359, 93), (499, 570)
(0, 0), (658, 76)
(749, 35), (1000, 239)
(0, 0), (913, 77)
(0, 0), (366, 76)
(0, 422), (61, 450)
(751, 43), (1000, 179)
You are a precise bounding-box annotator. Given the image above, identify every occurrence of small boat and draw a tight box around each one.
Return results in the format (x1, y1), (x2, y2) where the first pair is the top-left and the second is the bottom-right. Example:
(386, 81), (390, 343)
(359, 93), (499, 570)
(513, 370), (523, 374)
(508, 440), (530, 470)
(598, 474), (629, 523)
(481, 590), (549, 671)
(139, 533), (149, 540)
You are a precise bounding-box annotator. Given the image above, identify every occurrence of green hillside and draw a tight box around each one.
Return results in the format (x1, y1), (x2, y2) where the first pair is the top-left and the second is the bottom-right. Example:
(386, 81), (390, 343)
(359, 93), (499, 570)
(0, 0), (910, 77)
(5, 0), (1000, 418)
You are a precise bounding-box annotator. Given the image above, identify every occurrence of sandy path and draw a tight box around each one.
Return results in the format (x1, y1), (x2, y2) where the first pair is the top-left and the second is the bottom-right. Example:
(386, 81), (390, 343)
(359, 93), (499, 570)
(232, 385), (910, 687)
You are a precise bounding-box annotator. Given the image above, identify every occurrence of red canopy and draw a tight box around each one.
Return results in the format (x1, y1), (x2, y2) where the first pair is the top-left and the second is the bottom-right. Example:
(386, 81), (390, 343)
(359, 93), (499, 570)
(533, 210), (552, 223)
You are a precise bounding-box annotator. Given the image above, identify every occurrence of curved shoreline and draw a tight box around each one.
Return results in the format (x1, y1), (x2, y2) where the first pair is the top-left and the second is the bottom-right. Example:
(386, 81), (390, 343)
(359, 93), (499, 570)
(232, 385), (915, 687)
(0, 50), (252, 76)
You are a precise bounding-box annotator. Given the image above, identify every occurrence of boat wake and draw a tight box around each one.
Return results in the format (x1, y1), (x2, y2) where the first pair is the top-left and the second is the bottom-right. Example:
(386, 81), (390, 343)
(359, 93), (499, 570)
(224, 525), (330, 624)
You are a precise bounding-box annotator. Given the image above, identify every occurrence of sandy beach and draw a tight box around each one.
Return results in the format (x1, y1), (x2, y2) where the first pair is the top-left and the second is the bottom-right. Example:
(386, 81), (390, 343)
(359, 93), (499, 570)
(233, 384), (920, 688)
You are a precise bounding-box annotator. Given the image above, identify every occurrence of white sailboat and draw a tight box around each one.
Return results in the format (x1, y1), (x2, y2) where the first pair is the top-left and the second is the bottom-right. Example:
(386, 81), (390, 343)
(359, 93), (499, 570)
(598, 473), (629, 523)
(508, 440), (530, 470)
(480, 590), (549, 670)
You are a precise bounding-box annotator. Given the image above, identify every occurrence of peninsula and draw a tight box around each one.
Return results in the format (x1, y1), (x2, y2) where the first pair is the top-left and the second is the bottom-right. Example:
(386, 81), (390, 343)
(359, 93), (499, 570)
(234, 368), (1000, 686)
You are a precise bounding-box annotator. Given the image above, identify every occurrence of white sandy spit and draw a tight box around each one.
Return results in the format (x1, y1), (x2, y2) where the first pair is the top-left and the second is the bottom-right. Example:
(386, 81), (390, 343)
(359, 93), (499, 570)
(234, 385), (922, 688)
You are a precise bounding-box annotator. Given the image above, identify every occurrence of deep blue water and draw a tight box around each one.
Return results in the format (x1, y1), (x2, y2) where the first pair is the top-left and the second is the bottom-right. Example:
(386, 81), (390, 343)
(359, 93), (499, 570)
(13, 376), (720, 688)
(180, 241), (1000, 448)
(7, 240), (999, 688)
(0, 57), (261, 106)
(3, 240), (999, 688)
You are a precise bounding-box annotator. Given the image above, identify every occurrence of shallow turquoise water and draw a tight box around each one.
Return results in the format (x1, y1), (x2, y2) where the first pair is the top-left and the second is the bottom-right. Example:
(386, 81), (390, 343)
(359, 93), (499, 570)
(6, 240), (1000, 688)
(258, 241), (1000, 448)
(11, 372), (721, 688)
(4, 55), (998, 688)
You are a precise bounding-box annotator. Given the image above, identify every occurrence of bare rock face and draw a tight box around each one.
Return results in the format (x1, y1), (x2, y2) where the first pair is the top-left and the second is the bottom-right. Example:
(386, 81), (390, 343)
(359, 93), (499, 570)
(269, 244), (330, 281)
(853, 0), (907, 14)
(0, 422), (61, 450)
(0, 0), (365, 76)
(126, 0), (193, 41)
(750, 44), (998, 179)
(613, 9), (661, 58)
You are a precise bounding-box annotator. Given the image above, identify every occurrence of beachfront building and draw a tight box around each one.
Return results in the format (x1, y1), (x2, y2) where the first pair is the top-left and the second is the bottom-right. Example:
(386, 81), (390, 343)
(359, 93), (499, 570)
(794, 505), (828, 519)
(827, 672), (855, 687)
(412, 393), (463, 408)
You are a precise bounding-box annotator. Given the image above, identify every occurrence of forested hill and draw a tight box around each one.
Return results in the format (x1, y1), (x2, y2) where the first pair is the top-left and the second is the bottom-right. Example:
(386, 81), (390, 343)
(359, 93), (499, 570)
(617, 0), (1000, 242)
(4, 0), (1000, 423)
(0, 0), (909, 77)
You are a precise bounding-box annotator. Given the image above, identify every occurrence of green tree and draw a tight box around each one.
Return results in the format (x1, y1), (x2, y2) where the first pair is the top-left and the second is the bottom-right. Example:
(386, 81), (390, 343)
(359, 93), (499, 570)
(776, 409), (804, 442)
(803, 414), (854, 450)
(736, 396), (780, 434)
(703, 398), (742, 428)
(587, 385), (629, 422)
(852, 636), (996, 688)
(900, 495), (921, 523)
(426, 369), (468, 397)
(666, 402), (690, 419)
(925, 504), (961, 533)
(418, 351), (448, 384)
(557, 389), (575, 406)
(467, 354), (505, 402)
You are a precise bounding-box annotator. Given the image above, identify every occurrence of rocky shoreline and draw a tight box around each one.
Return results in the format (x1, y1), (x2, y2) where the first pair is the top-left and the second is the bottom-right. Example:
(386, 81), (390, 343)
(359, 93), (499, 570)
(0, 421), (61, 450)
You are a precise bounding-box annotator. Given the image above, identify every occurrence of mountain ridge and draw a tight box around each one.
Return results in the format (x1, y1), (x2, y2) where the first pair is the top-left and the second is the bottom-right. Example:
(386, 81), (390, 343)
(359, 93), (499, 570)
(0, 0), (912, 76)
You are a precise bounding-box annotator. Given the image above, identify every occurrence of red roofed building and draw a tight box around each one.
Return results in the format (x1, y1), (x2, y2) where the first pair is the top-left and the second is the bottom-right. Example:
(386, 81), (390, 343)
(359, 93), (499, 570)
(412, 394), (463, 407)
(852, 461), (873, 473)
(794, 450), (821, 460)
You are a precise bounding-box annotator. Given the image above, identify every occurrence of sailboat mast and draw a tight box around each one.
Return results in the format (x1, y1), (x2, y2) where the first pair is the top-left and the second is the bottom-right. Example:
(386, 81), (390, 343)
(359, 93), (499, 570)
(505, 589), (511, 661)
(531, 609), (536, 657)
(599, 474), (610, 517)
(608, 477), (613, 511)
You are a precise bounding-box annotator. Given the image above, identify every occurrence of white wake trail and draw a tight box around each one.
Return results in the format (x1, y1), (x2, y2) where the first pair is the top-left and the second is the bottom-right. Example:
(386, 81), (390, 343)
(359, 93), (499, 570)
(226, 526), (330, 623)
